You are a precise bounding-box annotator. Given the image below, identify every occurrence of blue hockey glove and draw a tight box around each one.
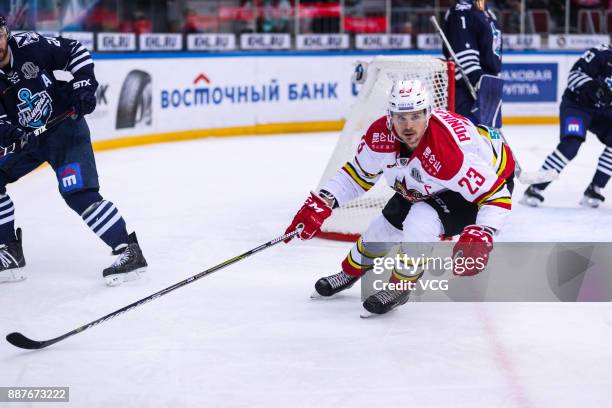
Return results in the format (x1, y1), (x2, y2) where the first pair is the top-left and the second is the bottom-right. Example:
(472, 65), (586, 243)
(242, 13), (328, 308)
(3, 126), (37, 152)
(71, 89), (97, 118)
(577, 80), (611, 108)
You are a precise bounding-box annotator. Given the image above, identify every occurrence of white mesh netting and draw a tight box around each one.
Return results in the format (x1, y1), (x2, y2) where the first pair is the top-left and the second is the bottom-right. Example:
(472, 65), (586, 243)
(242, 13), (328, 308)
(316, 56), (452, 240)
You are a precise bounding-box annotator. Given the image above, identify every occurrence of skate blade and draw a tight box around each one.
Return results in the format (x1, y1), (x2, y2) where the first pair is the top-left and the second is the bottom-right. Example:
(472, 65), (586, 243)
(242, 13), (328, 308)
(519, 195), (541, 207)
(579, 197), (601, 208)
(0, 269), (26, 284)
(359, 306), (399, 319)
(310, 291), (341, 300)
(105, 267), (146, 287)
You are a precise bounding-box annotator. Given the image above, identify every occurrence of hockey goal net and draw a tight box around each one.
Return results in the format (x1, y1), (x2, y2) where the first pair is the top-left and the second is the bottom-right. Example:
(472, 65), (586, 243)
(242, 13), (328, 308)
(316, 56), (455, 241)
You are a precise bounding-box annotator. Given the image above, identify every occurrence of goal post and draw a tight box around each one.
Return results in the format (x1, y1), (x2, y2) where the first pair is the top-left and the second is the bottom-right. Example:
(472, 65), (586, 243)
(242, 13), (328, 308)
(316, 56), (455, 241)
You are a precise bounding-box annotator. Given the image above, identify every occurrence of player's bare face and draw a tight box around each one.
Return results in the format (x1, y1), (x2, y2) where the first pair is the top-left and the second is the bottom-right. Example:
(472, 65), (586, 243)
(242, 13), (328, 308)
(0, 29), (9, 67)
(392, 110), (427, 149)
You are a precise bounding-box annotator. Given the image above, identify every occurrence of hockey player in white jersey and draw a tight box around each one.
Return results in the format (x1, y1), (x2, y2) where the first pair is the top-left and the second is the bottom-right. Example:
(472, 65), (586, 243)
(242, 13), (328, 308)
(285, 79), (515, 315)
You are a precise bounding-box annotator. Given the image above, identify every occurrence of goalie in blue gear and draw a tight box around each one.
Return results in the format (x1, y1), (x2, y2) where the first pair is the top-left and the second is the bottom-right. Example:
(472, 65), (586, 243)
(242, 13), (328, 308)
(443, 0), (503, 127)
(521, 44), (612, 208)
(0, 16), (147, 285)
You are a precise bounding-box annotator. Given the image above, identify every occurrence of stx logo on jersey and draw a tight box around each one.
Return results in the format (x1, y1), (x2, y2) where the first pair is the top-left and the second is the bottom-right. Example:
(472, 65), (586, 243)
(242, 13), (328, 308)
(57, 163), (84, 193)
(73, 79), (92, 89)
(16, 88), (53, 128)
(565, 117), (584, 136)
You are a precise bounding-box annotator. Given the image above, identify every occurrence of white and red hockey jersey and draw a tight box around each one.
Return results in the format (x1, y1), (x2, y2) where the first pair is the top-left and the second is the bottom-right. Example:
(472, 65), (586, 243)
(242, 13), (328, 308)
(322, 109), (515, 231)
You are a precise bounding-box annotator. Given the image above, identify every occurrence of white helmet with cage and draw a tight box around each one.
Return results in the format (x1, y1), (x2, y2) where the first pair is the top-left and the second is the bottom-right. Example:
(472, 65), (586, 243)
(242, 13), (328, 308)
(386, 79), (432, 128)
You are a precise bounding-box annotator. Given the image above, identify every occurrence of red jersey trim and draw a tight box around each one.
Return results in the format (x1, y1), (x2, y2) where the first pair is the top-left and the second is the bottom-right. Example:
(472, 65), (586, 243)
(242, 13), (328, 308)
(362, 116), (400, 154)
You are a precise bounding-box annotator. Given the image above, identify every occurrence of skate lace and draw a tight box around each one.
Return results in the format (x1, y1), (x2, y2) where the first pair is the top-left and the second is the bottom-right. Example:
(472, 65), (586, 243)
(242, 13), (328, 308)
(375, 290), (399, 305)
(327, 272), (352, 289)
(112, 246), (135, 267)
(0, 245), (16, 268)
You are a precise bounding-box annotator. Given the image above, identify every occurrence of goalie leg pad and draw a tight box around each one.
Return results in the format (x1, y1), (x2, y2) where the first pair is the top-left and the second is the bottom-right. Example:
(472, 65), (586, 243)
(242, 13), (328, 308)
(473, 75), (503, 128)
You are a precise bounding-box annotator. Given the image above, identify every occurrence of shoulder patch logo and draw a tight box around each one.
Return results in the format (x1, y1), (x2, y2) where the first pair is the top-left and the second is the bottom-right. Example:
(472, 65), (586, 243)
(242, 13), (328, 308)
(455, 3), (472, 11)
(7, 71), (19, 84)
(410, 167), (423, 183)
(16, 88), (53, 128)
(13, 32), (40, 48)
(490, 22), (502, 57)
(21, 62), (39, 79)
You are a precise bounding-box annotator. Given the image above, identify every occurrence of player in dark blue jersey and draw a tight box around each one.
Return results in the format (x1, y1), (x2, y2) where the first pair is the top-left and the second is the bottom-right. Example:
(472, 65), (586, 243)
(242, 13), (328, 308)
(443, 0), (502, 124)
(0, 16), (147, 285)
(522, 44), (612, 208)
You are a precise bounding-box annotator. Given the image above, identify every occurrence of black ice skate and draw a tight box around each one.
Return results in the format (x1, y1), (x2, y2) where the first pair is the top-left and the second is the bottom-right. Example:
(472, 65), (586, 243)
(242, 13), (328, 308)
(361, 289), (410, 317)
(520, 185), (545, 207)
(0, 228), (26, 283)
(103, 232), (147, 286)
(312, 271), (359, 298)
(580, 184), (605, 208)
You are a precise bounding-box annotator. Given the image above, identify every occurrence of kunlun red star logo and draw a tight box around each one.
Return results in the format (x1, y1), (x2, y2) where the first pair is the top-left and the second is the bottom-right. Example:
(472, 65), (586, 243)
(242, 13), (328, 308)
(393, 177), (426, 203)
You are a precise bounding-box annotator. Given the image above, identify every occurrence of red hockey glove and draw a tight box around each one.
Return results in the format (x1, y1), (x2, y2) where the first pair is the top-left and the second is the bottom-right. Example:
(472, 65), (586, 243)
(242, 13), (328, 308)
(452, 225), (494, 276)
(284, 192), (333, 242)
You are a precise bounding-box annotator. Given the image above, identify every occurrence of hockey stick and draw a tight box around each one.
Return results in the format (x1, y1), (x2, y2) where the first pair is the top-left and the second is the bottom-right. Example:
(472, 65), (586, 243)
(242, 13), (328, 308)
(0, 109), (76, 159)
(6, 228), (302, 350)
(429, 16), (558, 185)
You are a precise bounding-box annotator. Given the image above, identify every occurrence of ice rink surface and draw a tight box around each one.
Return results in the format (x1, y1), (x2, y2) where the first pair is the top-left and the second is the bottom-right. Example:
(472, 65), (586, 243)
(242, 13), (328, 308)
(1, 125), (611, 407)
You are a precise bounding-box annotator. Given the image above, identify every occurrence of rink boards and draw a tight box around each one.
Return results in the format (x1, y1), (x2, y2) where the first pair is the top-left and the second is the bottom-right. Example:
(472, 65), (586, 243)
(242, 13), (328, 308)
(86, 50), (584, 146)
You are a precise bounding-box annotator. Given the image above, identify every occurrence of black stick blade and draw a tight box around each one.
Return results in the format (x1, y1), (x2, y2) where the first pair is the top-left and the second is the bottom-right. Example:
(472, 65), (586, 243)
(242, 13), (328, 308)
(6, 332), (46, 350)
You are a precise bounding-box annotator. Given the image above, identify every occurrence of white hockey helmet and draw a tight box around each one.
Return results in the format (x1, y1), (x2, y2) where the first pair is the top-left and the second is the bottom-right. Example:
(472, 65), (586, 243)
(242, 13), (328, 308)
(386, 79), (432, 127)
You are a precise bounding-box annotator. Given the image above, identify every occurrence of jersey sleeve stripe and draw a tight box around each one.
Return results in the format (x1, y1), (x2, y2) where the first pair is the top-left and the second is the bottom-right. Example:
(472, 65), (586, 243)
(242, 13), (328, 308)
(341, 163), (375, 191)
(456, 49), (480, 57)
(481, 197), (512, 210)
(462, 65), (482, 76)
(70, 59), (93, 74)
(68, 51), (89, 67)
(475, 145), (515, 205)
(457, 54), (480, 61)
(475, 177), (507, 205)
(354, 156), (382, 178)
(495, 145), (508, 176)
(70, 45), (86, 55)
(567, 71), (592, 90)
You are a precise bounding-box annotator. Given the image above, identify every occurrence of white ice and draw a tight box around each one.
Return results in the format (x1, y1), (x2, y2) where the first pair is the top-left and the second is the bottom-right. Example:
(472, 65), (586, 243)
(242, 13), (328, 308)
(1, 125), (611, 407)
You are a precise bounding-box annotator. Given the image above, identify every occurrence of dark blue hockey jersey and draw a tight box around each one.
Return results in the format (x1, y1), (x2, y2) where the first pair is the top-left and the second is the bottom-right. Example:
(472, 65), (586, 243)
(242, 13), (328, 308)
(563, 44), (612, 108)
(443, 0), (502, 86)
(0, 31), (97, 144)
